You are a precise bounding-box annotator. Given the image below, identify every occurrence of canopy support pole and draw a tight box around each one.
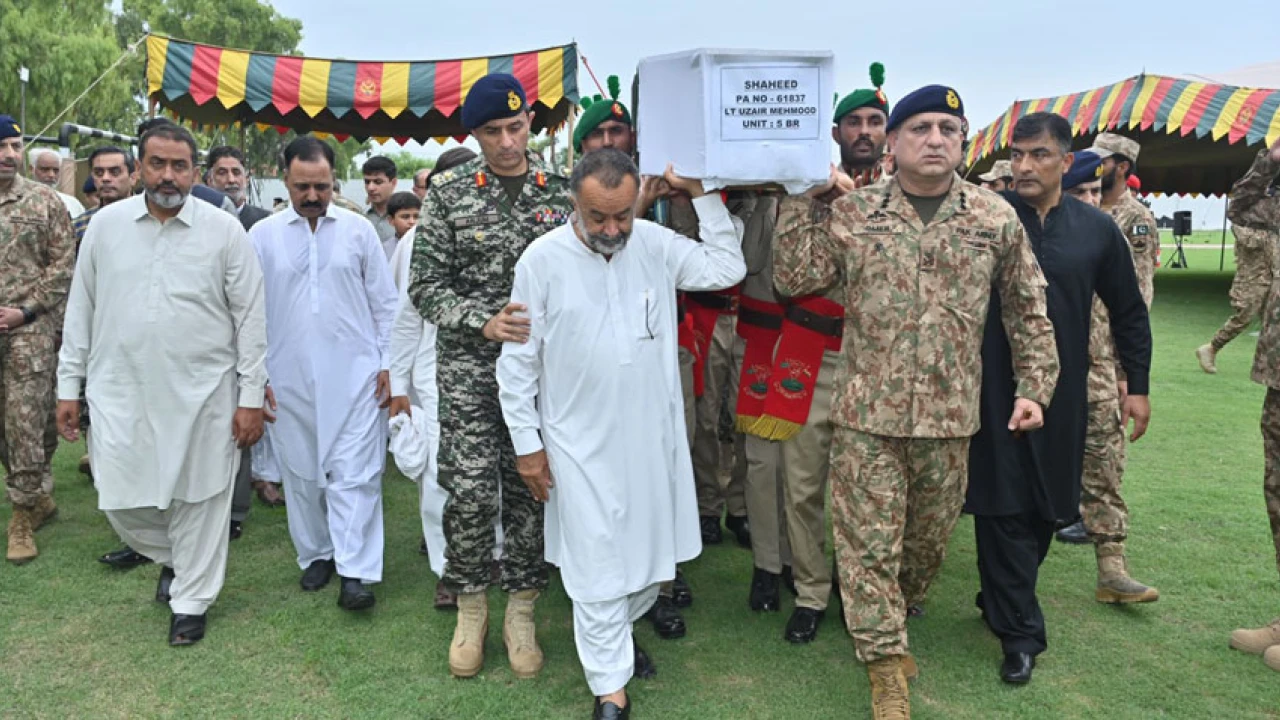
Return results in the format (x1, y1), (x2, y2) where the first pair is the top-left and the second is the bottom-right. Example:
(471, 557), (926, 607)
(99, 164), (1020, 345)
(567, 111), (575, 169)
(1220, 194), (1230, 272)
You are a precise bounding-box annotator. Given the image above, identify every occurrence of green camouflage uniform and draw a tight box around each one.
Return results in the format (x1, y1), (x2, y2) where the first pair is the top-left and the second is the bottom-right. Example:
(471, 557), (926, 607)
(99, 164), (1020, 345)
(1233, 149), (1280, 577)
(1211, 224), (1276, 351)
(0, 174), (76, 507)
(1080, 202), (1156, 548)
(774, 176), (1059, 663)
(409, 152), (570, 593)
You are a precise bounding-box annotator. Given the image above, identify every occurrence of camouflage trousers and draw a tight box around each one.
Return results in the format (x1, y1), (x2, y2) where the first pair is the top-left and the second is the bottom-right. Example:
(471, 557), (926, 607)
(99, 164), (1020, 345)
(1211, 280), (1269, 351)
(1, 333), (56, 507)
(830, 428), (970, 663)
(437, 350), (547, 595)
(692, 315), (746, 518)
(1081, 398), (1129, 544)
(1259, 388), (1280, 579)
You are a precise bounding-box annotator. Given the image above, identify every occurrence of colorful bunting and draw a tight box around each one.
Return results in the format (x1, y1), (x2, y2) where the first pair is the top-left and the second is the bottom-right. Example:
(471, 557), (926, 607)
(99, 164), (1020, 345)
(966, 73), (1280, 170)
(144, 35), (579, 144)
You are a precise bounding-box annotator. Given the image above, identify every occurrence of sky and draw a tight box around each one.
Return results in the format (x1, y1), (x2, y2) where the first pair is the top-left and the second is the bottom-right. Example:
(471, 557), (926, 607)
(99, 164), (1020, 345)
(265, 0), (1280, 229)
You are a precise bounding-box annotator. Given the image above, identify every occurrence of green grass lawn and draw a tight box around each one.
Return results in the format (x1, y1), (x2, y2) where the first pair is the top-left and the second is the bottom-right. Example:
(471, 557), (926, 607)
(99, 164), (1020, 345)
(2, 267), (1278, 719)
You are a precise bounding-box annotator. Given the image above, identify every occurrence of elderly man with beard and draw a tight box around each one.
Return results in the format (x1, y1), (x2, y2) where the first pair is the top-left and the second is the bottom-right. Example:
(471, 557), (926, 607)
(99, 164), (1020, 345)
(26, 147), (84, 217)
(966, 113), (1153, 685)
(56, 122), (268, 645)
(498, 148), (744, 720)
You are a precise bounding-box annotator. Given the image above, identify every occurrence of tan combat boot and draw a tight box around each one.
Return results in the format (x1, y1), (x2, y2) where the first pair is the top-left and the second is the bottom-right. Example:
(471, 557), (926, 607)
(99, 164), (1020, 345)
(31, 495), (58, 531)
(6, 506), (38, 564)
(902, 654), (919, 681)
(1195, 344), (1218, 374)
(1229, 617), (1280, 655)
(1264, 645), (1280, 672)
(449, 591), (488, 678)
(504, 589), (544, 679)
(866, 656), (911, 720)
(1095, 546), (1159, 604)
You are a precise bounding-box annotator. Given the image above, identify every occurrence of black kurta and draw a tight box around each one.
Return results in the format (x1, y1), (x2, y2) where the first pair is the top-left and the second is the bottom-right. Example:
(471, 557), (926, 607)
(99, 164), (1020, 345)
(965, 192), (1152, 522)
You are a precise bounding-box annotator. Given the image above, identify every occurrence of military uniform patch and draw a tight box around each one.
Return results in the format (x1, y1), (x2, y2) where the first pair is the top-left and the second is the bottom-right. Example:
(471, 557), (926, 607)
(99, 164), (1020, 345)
(455, 213), (500, 229)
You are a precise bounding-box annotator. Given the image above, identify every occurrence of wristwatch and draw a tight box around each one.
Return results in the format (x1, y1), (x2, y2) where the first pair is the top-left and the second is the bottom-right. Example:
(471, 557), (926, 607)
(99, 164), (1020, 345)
(19, 306), (36, 325)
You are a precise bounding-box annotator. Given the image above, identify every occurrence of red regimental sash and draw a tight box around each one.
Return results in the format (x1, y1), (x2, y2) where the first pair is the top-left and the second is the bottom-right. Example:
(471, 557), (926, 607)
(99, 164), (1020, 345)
(748, 296), (844, 440)
(733, 297), (784, 430)
(686, 287), (741, 398)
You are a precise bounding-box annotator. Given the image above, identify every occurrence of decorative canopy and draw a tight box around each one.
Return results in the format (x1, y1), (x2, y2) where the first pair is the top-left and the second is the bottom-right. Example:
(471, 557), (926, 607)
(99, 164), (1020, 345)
(965, 73), (1280, 196)
(144, 35), (579, 144)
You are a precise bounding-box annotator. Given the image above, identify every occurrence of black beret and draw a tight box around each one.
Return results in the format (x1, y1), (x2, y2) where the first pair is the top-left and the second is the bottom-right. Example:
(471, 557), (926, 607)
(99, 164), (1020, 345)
(461, 73), (528, 130)
(886, 85), (964, 132)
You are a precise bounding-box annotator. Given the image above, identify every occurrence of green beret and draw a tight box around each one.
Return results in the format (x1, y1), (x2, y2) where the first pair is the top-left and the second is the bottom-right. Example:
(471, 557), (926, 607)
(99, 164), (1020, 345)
(573, 75), (632, 152)
(834, 62), (889, 123)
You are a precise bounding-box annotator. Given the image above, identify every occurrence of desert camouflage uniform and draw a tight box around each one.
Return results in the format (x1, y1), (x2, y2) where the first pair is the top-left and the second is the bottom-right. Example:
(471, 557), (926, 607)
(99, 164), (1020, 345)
(1233, 149), (1280, 577)
(1211, 224), (1276, 351)
(0, 174), (76, 507)
(1107, 192), (1159, 304)
(409, 152), (570, 593)
(774, 176), (1059, 662)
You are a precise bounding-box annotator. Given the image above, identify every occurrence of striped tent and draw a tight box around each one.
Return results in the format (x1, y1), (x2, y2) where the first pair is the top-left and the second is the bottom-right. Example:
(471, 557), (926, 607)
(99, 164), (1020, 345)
(965, 73), (1280, 196)
(144, 35), (579, 144)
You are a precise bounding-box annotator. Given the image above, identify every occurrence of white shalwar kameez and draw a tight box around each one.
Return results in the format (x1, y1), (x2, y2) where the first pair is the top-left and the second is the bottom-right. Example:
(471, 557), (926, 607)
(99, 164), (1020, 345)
(497, 193), (745, 695)
(250, 205), (398, 584)
(388, 231), (447, 575)
(57, 194), (267, 616)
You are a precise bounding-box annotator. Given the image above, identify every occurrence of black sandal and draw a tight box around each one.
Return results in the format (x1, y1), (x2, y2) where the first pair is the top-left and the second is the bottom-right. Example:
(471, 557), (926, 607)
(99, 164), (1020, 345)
(169, 613), (207, 646)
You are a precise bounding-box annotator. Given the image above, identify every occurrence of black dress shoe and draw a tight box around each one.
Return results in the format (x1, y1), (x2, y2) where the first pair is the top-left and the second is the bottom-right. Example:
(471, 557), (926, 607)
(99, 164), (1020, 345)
(300, 559), (336, 591)
(593, 698), (631, 720)
(725, 514), (751, 548)
(700, 516), (722, 545)
(1000, 652), (1035, 684)
(229, 520), (243, 541)
(749, 567), (781, 612)
(781, 565), (797, 596)
(645, 596), (687, 639)
(671, 570), (693, 608)
(633, 643), (656, 679)
(338, 577), (376, 610)
(907, 604), (925, 618)
(155, 566), (175, 603)
(1055, 520), (1090, 545)
(784, 606), (824, 644)
(169, 613), (207, 646)
(98, 546), (153, 570)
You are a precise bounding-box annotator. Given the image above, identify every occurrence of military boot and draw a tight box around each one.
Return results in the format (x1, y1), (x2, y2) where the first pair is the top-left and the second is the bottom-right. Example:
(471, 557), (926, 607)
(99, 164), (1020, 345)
(866, 656), (911, 720)
(6, 506), (38, 564)
(1095, 545), (1159, 604)
(1229, 617), (1280, 655)
(449, 591), (488, 678)
(1264, 645), (1280, 672)
(31, 495), (58, 531)
(504, 590), (544, 678)
(1195, 344), (1218, 374)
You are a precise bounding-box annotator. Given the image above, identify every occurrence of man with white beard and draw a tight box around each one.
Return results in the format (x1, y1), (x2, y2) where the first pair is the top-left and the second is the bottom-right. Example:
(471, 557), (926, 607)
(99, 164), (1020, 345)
(56, 123), (267, 645)
(497, 149), (745, 719)
(249, 135), (399, 611)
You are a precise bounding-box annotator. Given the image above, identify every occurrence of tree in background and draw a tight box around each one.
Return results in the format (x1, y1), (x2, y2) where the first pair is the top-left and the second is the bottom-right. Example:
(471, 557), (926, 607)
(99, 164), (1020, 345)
(378, 150), (435, 179)
(0, 0), (140, 135)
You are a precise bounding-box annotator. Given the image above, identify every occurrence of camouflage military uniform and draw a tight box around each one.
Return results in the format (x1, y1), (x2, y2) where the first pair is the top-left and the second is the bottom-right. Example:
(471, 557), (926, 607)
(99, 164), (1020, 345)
(1, 174), (76, 507)
(774, 176), (1058, 662)
(1080, 199), (1156, 547)
(1211, 224), (1276, 351)
(1233, 149), (1280, 577)
(409, 152), (570, 593)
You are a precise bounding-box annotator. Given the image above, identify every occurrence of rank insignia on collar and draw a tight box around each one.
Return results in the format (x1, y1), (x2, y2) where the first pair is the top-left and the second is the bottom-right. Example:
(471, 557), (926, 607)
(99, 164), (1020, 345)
(475, 171), (487, 188)
(534, 171), (547, 189)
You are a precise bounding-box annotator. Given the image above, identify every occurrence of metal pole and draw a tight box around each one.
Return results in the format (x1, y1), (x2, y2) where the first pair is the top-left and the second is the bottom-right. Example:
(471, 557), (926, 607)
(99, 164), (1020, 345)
(1220, 194), (1230, 272)
(19, 67), (29, 137)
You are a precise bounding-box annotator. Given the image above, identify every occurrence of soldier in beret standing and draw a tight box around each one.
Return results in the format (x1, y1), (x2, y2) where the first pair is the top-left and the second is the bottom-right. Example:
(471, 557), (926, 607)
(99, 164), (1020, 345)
(409, 73), (573, 680)
(775, 86), (1060, 720)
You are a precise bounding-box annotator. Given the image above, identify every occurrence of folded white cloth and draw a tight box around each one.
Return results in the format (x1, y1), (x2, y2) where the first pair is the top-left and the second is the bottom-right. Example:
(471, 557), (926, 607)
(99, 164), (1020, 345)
(389, 408), (430, 482)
